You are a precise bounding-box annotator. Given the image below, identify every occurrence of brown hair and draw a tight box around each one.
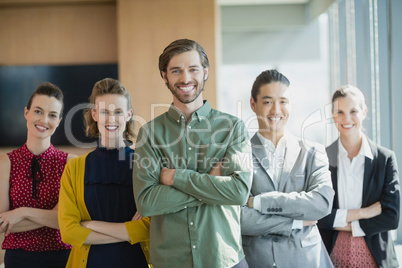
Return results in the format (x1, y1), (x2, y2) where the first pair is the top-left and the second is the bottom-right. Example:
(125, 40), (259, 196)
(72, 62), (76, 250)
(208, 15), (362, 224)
(27, 82), (64, 118)
(83, 78), (136, 140)
(158, 39), (209, 78)
(331, 85), (367, 112)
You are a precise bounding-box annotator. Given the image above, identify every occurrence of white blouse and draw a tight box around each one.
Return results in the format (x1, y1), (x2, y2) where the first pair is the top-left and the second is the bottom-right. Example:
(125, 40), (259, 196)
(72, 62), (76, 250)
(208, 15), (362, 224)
(333, 135), (373, 237)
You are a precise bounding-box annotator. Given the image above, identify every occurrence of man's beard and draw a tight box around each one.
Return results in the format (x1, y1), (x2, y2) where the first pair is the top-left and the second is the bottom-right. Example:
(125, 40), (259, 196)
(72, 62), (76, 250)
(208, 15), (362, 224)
(166, 78), (205, 104)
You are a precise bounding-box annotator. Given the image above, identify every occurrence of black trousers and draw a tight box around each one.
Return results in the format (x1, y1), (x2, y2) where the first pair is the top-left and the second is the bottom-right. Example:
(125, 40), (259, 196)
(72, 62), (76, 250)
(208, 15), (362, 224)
(4, 249), (70, 268)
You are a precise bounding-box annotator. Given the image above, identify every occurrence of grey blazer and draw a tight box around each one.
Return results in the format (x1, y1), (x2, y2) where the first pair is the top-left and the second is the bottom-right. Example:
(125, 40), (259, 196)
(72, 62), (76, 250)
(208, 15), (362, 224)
(241, 133), (334, 268)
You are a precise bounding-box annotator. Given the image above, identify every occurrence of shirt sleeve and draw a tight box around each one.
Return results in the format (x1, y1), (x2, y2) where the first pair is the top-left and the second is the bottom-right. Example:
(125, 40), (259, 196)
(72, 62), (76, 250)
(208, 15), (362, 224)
(133, 125), (203, 217)
(172, 120), (253, 206)
(292, 220), (303, 229)
(333, 208), (348, 228)
(253, 194), (262, 212)
(351, 220), (366, 237)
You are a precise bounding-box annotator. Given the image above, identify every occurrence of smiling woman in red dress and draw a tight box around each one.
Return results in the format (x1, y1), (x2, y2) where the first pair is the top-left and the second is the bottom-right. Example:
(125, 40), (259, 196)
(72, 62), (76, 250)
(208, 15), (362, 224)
(0, 82), (74, 268)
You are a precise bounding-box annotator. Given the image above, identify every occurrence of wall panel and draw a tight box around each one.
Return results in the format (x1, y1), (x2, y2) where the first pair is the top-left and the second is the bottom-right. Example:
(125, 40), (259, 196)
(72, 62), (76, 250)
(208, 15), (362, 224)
(0, 2), (117, 65)
(117, 0), (218, 123)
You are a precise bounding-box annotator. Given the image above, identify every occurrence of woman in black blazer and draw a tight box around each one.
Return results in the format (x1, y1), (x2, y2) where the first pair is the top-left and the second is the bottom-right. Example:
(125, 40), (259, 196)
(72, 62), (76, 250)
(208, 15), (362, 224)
(318, 85), (400, 268)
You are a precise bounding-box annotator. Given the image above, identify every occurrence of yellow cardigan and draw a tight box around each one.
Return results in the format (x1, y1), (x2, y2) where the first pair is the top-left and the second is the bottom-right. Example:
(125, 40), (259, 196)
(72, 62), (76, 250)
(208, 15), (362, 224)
(58, 153), (151, 268)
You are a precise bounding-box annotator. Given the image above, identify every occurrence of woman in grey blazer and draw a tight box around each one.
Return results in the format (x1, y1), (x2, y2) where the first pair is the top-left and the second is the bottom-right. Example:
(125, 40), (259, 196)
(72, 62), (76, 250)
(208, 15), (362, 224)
(318, 85), (400, 268)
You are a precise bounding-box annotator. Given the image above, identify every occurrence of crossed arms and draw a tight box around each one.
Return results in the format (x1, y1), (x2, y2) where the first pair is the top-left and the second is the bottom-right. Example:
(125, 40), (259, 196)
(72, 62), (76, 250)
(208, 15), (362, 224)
(133, 121), (253, 217)
(241, 145), (334, 237)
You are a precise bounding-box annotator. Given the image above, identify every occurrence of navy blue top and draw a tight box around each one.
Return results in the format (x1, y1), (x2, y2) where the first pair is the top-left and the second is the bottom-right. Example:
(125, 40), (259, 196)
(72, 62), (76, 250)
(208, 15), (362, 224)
(84, 145), (148, 268)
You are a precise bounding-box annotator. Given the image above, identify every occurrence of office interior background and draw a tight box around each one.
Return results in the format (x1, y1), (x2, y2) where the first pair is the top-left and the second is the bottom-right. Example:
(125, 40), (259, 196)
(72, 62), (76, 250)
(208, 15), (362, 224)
(0, 0), (401, 264)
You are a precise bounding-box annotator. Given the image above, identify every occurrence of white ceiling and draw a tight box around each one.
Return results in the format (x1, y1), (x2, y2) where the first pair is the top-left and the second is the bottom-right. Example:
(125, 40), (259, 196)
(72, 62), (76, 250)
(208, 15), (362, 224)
(218, 0), (309, 5)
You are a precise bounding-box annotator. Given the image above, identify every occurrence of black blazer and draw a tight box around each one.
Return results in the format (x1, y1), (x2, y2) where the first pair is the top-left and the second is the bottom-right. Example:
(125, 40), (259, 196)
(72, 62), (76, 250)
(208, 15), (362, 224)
(318, 138), (400, 268)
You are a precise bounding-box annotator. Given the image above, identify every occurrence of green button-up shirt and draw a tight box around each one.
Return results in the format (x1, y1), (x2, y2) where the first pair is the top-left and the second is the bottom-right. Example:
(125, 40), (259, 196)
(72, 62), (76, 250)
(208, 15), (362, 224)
(133, 101), (252, 268)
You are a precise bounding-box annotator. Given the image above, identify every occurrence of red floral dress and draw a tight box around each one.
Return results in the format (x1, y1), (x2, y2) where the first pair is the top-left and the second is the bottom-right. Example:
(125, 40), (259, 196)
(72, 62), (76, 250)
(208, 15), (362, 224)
(2, 144), (72, 251)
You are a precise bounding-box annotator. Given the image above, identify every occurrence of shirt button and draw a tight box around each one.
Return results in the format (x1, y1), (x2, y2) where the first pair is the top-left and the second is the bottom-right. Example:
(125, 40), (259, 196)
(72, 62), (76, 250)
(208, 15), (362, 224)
(188, 147), (192, 151)
(177, 120), (180, 123)
(273, 237), (279, 242)
(188, 126), (192, 129)
(190, 222), (194, 225)
(193, 245), (196, 249)
(184, 206), (187, 209)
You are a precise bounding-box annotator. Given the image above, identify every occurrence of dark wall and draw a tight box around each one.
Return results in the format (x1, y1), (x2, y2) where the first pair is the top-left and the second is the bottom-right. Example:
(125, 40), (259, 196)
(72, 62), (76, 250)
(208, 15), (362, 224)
(0, 64), (118, 147)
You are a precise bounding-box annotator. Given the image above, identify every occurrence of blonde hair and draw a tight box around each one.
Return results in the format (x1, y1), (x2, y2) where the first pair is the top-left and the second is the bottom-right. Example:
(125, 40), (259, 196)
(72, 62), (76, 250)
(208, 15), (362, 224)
(83, 78), (136, 140)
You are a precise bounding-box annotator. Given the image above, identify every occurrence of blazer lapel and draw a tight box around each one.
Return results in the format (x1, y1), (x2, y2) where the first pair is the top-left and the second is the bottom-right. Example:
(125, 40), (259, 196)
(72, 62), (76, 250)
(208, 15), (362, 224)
(362, 139), (378, 206)
(251, 134), (278, 190)
(326, 140), (339, 208)
(278, 135), (301, 190)
(326, 139), (338, 168)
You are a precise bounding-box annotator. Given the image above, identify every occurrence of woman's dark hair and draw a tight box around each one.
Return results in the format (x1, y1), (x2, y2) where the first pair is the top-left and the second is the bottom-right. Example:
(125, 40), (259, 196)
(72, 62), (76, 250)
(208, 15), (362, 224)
(251, 69), (290, 101)
(26, 82), (64, 118)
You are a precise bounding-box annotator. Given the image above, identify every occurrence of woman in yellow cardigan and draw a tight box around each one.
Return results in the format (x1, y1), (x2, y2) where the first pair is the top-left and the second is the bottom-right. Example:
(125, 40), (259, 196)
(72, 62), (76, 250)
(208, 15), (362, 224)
(58, 78), (151, 268)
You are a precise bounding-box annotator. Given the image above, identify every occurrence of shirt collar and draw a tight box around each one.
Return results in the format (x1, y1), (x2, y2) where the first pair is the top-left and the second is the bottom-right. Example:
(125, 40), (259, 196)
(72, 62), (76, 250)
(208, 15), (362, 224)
(257, 132), (288, 152)
(338, 135), (373, 160)
(167, 100), (211, 124)
(338, 139), (348, 157)
(21, 143), (56, 160)
(360, 135), (373, 159)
